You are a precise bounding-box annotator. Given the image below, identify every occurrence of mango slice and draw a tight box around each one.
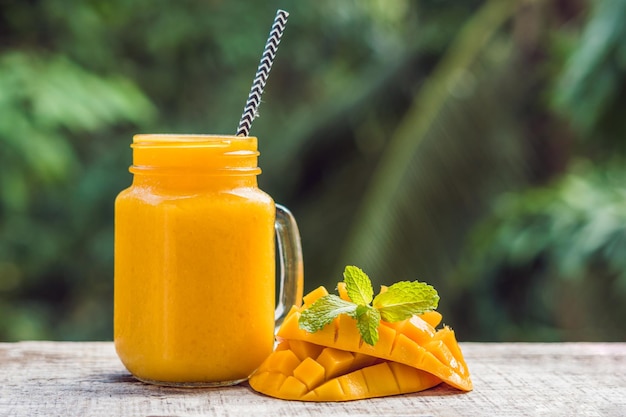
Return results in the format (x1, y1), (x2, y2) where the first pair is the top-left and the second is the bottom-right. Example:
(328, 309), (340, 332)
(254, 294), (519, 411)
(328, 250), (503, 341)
(278, 286), (472, 392)
(250, 340), (441, 401)
(249, 285), (472, 401)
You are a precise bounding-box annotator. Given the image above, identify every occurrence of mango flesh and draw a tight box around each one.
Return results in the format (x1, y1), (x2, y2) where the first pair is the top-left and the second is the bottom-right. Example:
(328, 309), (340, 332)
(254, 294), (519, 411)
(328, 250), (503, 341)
(249, 285), (472, 401)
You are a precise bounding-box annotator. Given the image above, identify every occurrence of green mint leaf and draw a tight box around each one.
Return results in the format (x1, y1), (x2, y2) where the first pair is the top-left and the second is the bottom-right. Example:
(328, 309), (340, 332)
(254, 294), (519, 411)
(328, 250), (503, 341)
(373, 281), (440, 322)
(355, 304), (381, 346)
(298, 294), (357, 333)
(343, 265), (373, 305)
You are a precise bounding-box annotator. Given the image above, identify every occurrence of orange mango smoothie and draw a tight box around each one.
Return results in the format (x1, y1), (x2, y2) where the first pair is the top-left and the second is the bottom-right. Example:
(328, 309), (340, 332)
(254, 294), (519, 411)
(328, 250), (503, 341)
(114, 135), (277, 386)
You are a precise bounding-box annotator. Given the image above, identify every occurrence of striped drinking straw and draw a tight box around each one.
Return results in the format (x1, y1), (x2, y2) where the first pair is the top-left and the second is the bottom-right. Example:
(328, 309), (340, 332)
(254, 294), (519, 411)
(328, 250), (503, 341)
(236, 9), (289, 137)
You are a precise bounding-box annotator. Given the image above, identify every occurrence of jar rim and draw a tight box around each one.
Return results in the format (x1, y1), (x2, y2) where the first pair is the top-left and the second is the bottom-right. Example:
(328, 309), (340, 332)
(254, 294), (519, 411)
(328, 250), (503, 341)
(130, 134), (260, 176)
(132, 134), (258, 148)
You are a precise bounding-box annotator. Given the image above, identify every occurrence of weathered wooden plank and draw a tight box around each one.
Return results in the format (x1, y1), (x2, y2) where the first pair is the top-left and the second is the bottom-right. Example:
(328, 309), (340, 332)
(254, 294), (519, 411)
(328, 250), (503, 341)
(0, 342), (624, 416)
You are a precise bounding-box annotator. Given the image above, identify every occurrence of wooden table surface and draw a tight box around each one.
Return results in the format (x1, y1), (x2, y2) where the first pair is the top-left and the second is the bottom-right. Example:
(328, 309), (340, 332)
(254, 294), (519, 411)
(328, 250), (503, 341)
(0, 341), (624, 416)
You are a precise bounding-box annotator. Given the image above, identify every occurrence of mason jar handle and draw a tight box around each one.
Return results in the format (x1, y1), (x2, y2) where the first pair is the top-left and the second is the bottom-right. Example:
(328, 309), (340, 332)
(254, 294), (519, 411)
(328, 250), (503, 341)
(274, 204), (304, 328)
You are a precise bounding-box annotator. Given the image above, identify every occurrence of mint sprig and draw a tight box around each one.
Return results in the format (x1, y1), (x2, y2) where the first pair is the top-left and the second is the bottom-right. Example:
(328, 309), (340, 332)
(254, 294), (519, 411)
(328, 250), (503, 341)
(298, 265), (439, 346)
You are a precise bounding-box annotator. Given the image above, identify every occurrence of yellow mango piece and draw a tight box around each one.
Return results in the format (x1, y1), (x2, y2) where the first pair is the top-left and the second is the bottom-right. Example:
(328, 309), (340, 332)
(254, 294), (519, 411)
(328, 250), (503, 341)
(250, 371), (286, 395)
(384, 315), (436, 345)
(316, 347), (354, 380)
(424, 339), (456, 371)
(337, 368), (368, 399)
(351, 352), (382, 370)
(279, 376), (308, 399)
(374, 323), (397, 355)
(288, 339), (324, 361)
(266, 349), (301, 375)
(337, 282), (349, 301)
(275, 340), (290, 351)
(420, 310), (443, 328)
(362, 362), (399, 397)
(388, 361), (441, 393)
(293, 357), (325, 390)
(311, 361), (439, 401)
(330, 314), (396, 358)
(333, 314), (365, 351)
(302, 378), (342, 401)
(432, 326), (471, 379)
(389, 333), (423, 365)
(303, 286), (329, 307)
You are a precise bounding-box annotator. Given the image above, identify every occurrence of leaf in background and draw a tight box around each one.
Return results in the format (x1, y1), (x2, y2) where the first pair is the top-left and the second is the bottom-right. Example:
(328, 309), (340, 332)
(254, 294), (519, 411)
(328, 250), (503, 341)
(552, 0), (626, 135)
(454, 158), (626, 341)
(0, 52), (156, 185)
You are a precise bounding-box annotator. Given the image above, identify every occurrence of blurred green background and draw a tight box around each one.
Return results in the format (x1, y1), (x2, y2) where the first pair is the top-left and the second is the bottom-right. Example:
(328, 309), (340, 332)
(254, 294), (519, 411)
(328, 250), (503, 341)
(1, 0), (625, 342)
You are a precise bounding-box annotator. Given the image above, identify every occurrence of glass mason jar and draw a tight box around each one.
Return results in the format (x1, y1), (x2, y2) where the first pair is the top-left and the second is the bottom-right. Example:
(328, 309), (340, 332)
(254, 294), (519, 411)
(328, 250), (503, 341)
(114, 134), (303, 387)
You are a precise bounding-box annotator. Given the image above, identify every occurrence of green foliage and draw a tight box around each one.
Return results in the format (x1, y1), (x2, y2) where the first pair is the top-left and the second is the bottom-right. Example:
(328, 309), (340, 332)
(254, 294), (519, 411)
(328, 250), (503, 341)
(337, 0), (529, 300)
(335, 0), (626, 342)
(0, 1), (156, 340)
(0, 52), (154, 190)
(0, 50), (154, 337)
(483, 161), (626, 282)
(452, 159), (626, 341)
(446, 0), (626, 342)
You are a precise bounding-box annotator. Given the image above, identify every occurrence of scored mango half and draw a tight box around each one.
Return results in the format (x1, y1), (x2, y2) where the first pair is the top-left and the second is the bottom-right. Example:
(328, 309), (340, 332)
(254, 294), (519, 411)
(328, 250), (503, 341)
(249, 285), (472, 401)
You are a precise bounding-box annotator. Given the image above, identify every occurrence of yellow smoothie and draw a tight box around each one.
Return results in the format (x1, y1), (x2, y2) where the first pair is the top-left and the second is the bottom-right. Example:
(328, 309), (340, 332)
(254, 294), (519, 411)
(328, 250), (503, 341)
(114, 135), (276, 385)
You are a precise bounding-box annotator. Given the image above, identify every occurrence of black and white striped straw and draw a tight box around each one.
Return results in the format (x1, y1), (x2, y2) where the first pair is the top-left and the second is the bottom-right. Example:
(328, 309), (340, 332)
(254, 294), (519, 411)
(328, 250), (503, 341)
(236, 9), (289, 137)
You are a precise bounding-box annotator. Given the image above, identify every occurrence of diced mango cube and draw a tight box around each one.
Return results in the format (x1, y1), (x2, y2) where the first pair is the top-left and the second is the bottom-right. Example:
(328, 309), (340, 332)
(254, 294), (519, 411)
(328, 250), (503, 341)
(293, 357), (325, 390)
(303, 286), (329, 307)
(337, 282), (349, 301)
(316, 347), (354, 380)
(266, 349), (301, 375)
(433, 326), (470, 378)
(335, 314), (365, 351)
(376, 324), (397, 355)
(275, 340), (290, 351)
(249, 371), (286, 395)
(351, 352), (381, 370)
(306, 378), (344, 401)
(384, 315), (435, 345)
(424, 339), (457, 373)
(279, 376), (308, 399)
(289, 339), (324, 361)
(419, 311), (442, 328)
(390, 333), (423, 365)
